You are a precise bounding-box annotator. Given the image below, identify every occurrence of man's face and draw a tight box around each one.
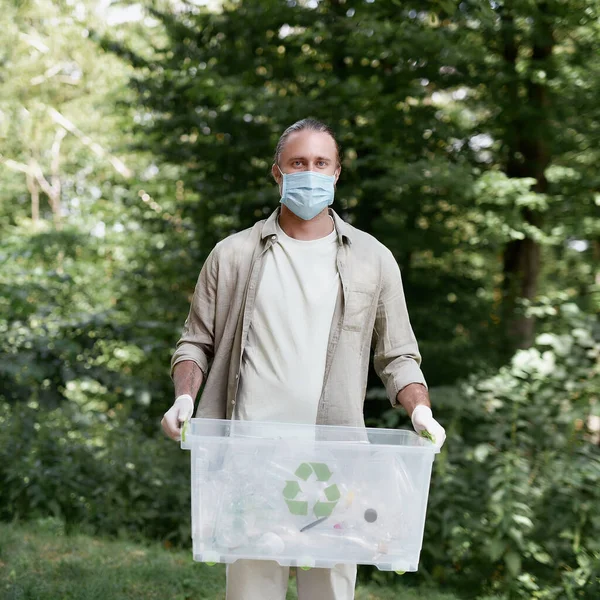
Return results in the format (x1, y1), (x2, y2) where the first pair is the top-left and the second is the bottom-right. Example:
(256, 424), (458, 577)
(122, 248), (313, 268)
(272, 130), (341, 188)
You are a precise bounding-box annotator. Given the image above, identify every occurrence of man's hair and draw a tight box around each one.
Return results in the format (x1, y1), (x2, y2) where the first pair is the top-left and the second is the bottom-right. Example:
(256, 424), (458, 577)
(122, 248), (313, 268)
(274, 118), (341, 167)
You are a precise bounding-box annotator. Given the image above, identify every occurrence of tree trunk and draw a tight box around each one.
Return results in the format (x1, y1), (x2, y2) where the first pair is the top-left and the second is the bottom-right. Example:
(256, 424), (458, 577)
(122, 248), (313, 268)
(500, 7), (554, 352)
(26, 163), (39, 223)
(50, 127), (66, 229)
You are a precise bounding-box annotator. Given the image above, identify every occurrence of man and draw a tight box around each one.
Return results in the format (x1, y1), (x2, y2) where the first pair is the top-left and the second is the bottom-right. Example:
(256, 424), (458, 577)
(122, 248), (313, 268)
(161, 118), (446, 600)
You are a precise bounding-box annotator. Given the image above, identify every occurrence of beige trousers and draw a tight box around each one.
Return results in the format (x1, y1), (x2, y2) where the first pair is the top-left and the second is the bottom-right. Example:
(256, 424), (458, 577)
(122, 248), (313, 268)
(225, 559), (357, 600)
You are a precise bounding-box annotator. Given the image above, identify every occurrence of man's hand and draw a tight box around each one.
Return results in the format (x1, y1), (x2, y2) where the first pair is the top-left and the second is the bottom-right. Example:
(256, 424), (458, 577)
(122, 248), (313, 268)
(161, 394), (194, 441)
(411, 405), (446, 450)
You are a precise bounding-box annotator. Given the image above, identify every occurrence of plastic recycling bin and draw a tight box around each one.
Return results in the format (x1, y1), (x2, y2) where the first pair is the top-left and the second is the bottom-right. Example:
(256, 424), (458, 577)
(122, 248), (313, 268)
(181, 418), (439, 573)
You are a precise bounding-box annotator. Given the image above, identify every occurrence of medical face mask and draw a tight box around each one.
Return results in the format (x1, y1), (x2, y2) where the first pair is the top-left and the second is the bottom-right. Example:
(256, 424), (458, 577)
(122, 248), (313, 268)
(277, 166), (336, 220)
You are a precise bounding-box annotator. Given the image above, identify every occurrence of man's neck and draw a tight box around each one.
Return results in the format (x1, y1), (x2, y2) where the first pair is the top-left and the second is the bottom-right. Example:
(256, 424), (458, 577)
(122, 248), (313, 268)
(278, 206), (335, 241)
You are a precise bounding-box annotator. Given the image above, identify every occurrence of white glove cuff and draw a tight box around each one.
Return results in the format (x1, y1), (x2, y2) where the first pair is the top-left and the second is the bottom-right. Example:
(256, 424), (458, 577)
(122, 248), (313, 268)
(411, 404), (432, 429)
(175, 393), (193, 404)
(174, 394), (194, 419)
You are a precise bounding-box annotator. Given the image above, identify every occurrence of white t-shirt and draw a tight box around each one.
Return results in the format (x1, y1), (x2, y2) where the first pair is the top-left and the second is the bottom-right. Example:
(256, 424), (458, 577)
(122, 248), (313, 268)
(234, 217), (340, 425)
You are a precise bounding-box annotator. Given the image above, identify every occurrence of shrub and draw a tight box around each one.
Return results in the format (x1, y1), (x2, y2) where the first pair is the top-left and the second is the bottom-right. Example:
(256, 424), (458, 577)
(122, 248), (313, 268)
(385, 304), (599, 599)
(0, 401), (191, 545)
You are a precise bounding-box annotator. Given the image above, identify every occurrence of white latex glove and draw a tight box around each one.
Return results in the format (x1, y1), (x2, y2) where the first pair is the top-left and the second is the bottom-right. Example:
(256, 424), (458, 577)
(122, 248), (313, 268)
(411, 405), (446, 450)
(161, 394), (194, 441)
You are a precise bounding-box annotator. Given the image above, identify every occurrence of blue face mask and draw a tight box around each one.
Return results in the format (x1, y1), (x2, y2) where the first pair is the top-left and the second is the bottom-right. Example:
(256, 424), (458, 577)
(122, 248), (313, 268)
(278, 166), (336, 220)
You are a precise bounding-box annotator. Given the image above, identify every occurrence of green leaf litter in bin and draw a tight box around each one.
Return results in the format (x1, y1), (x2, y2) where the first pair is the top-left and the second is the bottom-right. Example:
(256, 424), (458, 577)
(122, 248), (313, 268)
(420, 430), (435, 444)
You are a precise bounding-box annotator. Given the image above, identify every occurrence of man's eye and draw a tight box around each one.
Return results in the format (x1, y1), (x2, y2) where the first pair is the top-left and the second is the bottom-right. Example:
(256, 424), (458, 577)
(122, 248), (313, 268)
(293, 160), (302, 167)
(317, 161), (326, 167)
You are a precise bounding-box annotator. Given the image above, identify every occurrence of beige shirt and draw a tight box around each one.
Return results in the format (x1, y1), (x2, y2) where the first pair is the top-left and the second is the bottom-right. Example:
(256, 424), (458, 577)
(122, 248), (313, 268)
(235, 218), (340, 424)
(170, 207), (427, 427)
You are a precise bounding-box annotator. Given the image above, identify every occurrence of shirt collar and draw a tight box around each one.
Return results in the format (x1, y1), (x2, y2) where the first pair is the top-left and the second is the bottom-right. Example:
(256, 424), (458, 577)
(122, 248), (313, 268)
(261, 206), (352, 246)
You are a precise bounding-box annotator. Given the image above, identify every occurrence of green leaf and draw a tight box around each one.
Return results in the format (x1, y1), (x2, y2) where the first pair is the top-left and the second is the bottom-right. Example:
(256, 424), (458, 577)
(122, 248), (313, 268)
(474, 443), (491, 462)
(532, 551), (552, 565)
(512, 514), (534, 529)
(421, 430), (436, 444)
(488, 539), (505, 562)
(504, 551), (522, 577)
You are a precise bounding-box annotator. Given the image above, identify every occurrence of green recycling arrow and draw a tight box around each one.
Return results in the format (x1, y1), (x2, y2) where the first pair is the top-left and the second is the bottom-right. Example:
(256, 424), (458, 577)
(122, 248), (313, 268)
(283, 462), (340, 518)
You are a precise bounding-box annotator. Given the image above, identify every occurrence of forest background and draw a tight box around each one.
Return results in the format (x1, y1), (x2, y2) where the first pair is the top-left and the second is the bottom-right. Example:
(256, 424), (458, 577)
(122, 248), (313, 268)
(0, 1), (599, 598)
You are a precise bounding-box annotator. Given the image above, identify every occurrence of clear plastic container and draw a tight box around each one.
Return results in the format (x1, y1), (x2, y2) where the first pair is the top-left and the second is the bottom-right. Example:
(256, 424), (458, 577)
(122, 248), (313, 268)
(181, 418), (438, 572)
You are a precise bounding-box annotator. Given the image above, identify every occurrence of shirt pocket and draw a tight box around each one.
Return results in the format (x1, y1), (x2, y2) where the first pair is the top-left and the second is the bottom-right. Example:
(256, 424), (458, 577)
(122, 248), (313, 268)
(342, 282), (378, 332)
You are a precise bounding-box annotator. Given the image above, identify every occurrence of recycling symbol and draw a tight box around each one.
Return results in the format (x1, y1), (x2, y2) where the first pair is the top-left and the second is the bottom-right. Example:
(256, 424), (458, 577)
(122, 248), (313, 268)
(282, 462), (340, 518)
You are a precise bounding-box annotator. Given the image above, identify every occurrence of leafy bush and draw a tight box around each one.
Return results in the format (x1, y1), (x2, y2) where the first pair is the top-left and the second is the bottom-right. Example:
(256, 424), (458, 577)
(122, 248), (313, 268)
(0, 221), (188, 432)
(0, 401), (191, 545)
(392, 303), (599, 599)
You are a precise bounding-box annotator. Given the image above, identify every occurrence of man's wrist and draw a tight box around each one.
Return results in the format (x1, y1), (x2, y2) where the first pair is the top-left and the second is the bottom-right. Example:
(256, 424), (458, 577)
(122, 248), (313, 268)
(396, 382), (429, 415)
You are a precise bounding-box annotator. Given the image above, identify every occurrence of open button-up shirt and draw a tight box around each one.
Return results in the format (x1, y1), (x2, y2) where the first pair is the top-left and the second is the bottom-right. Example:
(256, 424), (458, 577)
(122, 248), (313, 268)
(170, 207), (427, 427)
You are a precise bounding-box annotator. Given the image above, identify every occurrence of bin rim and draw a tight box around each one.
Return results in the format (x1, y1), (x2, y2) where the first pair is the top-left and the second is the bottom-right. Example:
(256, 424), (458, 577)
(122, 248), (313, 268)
(180, 417), (439, 454)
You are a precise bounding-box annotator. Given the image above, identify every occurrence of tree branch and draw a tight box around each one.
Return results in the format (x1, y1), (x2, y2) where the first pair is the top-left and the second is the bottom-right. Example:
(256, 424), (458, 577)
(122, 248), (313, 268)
(47, 107), (133, 178)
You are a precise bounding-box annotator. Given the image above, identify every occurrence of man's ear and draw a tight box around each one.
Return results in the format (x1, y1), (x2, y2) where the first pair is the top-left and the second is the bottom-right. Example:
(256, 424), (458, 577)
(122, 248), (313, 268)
(272, 163), (282, 185)
(334, 165), (342, 186)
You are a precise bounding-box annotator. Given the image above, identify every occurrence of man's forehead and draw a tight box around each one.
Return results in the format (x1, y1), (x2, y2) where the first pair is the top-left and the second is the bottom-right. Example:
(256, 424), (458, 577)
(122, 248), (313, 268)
(280, 129), (337, 157)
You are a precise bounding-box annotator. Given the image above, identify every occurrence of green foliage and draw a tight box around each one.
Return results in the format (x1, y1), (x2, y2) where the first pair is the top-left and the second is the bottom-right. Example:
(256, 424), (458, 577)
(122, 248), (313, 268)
(0, 0), (200, 428)
(0, 215), (191, 431)
(1, 1), (599, 599)
(98, 0), (515, 381)
(94, 0), (599, 381)
(0, 401), (191, 544)
(418, 304), (598, 599)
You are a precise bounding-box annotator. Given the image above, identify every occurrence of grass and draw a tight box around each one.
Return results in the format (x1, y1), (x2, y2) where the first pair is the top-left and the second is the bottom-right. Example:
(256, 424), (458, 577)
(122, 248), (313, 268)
(0, 519), (462, 600)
